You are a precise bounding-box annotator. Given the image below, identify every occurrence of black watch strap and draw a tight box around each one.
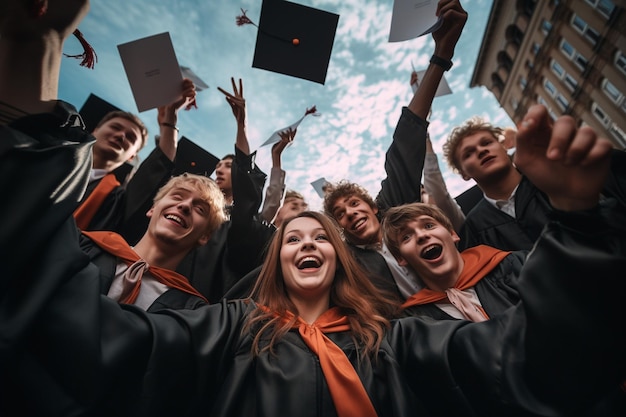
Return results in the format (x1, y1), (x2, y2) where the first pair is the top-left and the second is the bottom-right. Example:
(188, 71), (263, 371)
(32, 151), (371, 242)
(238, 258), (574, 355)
(430, 55), (453, 71)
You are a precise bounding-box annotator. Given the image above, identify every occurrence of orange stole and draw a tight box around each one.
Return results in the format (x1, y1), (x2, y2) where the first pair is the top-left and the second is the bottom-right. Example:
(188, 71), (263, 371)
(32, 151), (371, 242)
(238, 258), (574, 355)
(73, 173), (120, 229)
(402, 245), (511, 318)
(275, 307), (378, 417)
(81, 231), (207, 304)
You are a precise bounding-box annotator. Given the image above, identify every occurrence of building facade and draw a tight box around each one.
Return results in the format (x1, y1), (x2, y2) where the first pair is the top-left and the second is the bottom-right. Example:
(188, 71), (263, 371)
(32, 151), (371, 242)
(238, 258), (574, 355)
(470, 0), (626, 148)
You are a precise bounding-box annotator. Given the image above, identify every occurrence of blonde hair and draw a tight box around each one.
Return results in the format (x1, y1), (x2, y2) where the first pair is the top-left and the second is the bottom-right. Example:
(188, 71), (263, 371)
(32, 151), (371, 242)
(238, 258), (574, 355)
(154, 173), (227, 236)
(382, 203), (455, 260)
(443, 116), (503, 174)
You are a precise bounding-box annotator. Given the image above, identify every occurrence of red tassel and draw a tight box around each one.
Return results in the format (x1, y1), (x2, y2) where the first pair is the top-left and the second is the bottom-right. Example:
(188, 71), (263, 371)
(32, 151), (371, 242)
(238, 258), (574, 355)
(305, 105), (319, 116)
(31, 0), (48, 18)
(236, 8), (257, 27)
(64, 29), (98, 69)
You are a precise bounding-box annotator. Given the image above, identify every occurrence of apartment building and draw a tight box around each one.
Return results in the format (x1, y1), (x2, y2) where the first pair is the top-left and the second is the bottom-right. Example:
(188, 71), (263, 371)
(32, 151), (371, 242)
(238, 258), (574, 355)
(470, 0), (626, 148)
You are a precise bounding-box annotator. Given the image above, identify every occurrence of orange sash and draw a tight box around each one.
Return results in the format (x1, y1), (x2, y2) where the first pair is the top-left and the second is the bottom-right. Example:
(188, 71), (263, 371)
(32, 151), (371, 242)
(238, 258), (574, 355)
(73, 173), (120, 229)
(402, 245), (510, 320)
(277, 308), (378, 417)
(82, 231), (207, 304)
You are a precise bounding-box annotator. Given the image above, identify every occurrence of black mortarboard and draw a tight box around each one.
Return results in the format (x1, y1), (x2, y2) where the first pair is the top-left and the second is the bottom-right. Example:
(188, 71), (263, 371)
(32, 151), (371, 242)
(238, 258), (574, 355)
(238, 0), (339, 84)
(173, 137), (220, 177)
(79, 93), (122, 132)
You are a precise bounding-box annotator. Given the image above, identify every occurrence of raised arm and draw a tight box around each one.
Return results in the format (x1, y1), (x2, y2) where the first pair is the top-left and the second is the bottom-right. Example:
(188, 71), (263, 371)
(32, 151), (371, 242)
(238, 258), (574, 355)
(156, 77), (197, 161)
(217, 77), (250, 155)
(407, 0), (467, 119)
(260, 128), (296, 224)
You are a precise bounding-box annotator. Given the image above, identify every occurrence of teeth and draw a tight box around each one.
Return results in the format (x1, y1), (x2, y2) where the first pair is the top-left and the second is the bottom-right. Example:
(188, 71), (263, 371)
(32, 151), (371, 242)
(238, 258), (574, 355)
(421, 244), (443, 260)
(352, 219), (365, 230)
(298, 257), (321, 269)
(165, 214), (186, 227)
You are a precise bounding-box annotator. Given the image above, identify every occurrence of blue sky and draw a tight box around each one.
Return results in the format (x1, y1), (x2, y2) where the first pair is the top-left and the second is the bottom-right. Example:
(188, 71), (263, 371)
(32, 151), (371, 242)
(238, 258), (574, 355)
(58, 0), (514, 211)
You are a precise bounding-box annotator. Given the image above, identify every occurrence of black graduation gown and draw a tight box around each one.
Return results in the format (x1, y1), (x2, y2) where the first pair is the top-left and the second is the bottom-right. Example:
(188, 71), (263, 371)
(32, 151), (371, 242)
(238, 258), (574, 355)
(2, 105), (625, 417)
(176, 147), (276, 303)
(459, 176), (552, 251)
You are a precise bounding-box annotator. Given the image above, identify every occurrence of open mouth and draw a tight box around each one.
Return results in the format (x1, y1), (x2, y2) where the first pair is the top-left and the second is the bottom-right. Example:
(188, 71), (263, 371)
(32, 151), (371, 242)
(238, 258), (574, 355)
(165, 213), (187, 228)
(297, 256), (322, 269)
(351, 218), (366, 231)
(421, 244), (443, 260)
(480, 155), (495, 166)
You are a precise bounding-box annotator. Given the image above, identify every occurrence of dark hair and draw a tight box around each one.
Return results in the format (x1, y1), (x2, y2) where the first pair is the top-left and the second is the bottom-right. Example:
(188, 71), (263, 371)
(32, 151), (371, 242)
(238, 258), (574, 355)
(95, 110), (148, 149)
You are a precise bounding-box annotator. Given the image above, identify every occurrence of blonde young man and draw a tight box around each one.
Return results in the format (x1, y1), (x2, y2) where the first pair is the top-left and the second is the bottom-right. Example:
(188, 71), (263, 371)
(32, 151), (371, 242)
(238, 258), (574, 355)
(80, 173), (227, 312)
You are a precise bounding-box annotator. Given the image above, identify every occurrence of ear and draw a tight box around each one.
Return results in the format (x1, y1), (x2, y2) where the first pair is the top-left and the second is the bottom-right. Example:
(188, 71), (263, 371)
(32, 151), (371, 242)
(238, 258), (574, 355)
(373, 205), (379, 215)
(146, 206), (154, 219)
(395, 255), (409, 267)
(451, 230), (461, 244)
(196, 233), (211, 247)
(126, 153), (136, 162)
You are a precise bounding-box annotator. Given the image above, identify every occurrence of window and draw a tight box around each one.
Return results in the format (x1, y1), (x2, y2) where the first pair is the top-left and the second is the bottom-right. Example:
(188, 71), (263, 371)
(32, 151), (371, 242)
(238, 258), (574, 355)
(609, 123), (626, 147)
(532, 42), (541, 55)
(544, 79), (557, 97)
(541, 19), (553, 35)
(615, 51), (626, 76)
(601, 79), (623, 104)
(560, 40), (588, 72)
(564, 74), (578, 92)
(591, 102), (610, 127)
(560, 39), (575, 58)
(519, 77), (528, 90)
(584, 0), (615, 19)
(571, 15), (600, 45)
(550, 60), (565, 78)
(537, 96), (558, 120)
(556, 94), (569, 111)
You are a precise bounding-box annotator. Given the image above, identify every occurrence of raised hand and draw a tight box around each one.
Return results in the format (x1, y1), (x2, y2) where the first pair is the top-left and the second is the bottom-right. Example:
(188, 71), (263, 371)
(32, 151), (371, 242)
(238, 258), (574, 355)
(514, 104), (613, 211)
(158, 78), (196, 125)
(432, 0), (468, 59)
(218, 77), (246, 125)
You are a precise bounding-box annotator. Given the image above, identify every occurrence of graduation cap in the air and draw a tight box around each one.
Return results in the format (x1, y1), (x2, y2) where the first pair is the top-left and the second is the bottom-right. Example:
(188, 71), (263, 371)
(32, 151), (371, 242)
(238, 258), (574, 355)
(79, 93), (123, 132)
(173, 137), (220, 177)
(180, 66), (209, 91)
(236, 0), (339, 84)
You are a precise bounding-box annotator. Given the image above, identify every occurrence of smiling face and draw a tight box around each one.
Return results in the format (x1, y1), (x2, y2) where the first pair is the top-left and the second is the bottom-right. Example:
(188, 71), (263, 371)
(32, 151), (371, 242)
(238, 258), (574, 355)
(214, 157), (233, 196)
(92, 117), (144, 170)
(280, 216), (337, 305)
(455, 131), (513, 184)
(331, 195), (381, 245)
(145, 185), (212, 251)
(394, 215), (463, 291)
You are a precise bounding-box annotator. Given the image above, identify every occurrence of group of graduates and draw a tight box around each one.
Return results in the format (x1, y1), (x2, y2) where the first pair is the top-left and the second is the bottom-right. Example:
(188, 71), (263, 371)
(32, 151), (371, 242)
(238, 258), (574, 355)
(1, 0), (625, 416)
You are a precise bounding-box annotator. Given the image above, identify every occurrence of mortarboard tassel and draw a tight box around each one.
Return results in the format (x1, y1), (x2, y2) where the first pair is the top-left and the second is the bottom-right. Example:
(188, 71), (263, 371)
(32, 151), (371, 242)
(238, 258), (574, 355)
(305, 105), (320, 117)
(236, 7), (300, 46)
(64, 29), (98, 69)
(30, 0), (97, 69)
(236, 8), (258, 27)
